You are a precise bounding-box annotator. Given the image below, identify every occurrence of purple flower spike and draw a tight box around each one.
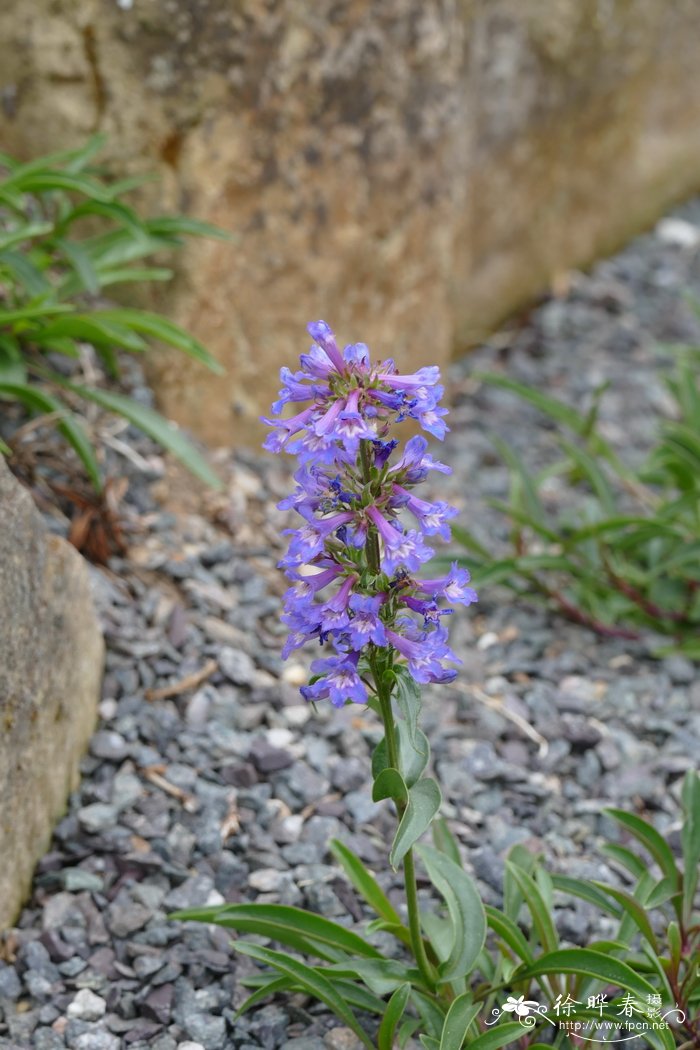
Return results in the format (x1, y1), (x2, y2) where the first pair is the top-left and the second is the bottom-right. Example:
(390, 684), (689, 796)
(264, 320), (476, 709)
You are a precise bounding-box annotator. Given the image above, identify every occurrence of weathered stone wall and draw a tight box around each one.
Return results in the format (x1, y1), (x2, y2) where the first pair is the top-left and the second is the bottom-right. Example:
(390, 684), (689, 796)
(0, 460), (104, 928)
(1, 0), (700, 444)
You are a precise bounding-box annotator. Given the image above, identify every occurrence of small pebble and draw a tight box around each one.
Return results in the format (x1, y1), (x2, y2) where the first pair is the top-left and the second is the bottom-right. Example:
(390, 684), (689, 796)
(67, 988), (107, 1021)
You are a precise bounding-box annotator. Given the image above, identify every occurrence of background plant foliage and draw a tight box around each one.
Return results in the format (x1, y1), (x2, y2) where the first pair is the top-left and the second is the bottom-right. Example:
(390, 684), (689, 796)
(0, 135), (226, 491)
(451, 346), (700, 658)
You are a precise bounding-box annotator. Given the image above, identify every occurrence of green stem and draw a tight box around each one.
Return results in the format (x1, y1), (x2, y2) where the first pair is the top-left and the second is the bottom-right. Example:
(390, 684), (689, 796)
(374, 661), (438, 992)
(359, 441), (381, 575)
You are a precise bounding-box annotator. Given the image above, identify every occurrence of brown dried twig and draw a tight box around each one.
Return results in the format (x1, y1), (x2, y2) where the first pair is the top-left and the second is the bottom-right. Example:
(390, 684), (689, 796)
(144, 658), (218, 702)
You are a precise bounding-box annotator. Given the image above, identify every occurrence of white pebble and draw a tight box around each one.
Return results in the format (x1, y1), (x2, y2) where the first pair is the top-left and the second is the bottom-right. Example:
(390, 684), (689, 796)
(98, 698), (118, 720)
(282, 663), (308, 686)
(248, 868), (283, 892)
(67, 988), (107, 1021)
(266, 727), (294, 748)
(477, 631), (499, 650)
(656, 218), (700, 248)
(283, 704), (311, 727)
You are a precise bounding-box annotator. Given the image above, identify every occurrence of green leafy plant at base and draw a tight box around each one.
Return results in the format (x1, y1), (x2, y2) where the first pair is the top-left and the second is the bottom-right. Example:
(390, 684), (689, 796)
(449, 350), (700, 658)
(0, 135), (227, 491)
(174, 678), (700, 1049)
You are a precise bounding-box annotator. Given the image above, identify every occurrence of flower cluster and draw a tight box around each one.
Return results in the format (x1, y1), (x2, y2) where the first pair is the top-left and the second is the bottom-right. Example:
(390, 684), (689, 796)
(264, 321), (477, 707)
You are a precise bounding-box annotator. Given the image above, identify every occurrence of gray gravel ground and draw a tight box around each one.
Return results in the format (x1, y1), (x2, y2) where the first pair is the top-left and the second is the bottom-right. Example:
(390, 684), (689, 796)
(1, 207), (700, 1049)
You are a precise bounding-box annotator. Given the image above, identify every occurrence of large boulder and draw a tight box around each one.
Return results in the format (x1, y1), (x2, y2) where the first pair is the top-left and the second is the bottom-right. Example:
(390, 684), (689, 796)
(0, 460), (104, 928)
(1, 0), (700, 444)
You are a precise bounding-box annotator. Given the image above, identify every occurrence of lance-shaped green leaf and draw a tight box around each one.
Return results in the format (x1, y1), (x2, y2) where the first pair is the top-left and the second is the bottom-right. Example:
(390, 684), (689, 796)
(590, 882), (658, 953)
(598, 843), (647, 881)
(398, 1018), (421, 1047)
(35, 314), (147, 353)
(234, 975), (292, 1017)
(0, 221), (53, 251)
(464, 1022), (526, 1050)
(432, 817), (462, 867)
(397, 721), (430, 787)
(551, 874), (622, 918)
(413, 989), (449, 1039)
(91, 309), (224, 373)
(373, 767), (408, 805)
(233, 943), (374, 1050)
(0, 381), (101, 491)
(484, 906), (533, 965)
(504, 862), (559, 953)
(416, 845), (486, 984)
(391, 779), (441, 870)
(513, 947), (656, 1000)
(169, 902), (383, 961)
(325, 958), (422, 997)
(66, 383), (222, 489)
(472, 372), (623, 468)
(394, 665), (423, 752)
(372, 724), (430, 788)
(332, 980), (387, 1017)
(377, 983), (411, 1050)
(329, 839), (404, 929)
(604, 809), (681, 888)
(439, 993), (480, 1050)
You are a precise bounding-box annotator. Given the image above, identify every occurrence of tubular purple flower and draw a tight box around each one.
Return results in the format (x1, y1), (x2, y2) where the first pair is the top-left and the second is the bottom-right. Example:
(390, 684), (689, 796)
(381, 530), (435, 575)
(391, 485), (459, 540)
(365, 505), (404, 548)
(282, 511), (355, 566)
(336, 395), (377, 447)
(314, 398), (345, 436)
(348, 593), (388, 648)
(401, 594), (451, 626)
(385, 624), (461, 685)
(390, 436), (451, 481)
(291, 565), (343, 598)
(343, 342), (371, 368)
(307, 320), (347, 373)
(319, 575), (357, 633)
(376, 366), (441, 389)
(299, 344), (335, 379)
(301, 652), (367, 707)
(417, 562), (478, 606)
(262, 406), (316, 453)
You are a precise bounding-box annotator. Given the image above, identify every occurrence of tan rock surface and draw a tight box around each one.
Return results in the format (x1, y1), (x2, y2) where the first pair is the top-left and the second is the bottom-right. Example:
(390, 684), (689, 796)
(0, 460), (104, 928)
(1, 1), (700, 444)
